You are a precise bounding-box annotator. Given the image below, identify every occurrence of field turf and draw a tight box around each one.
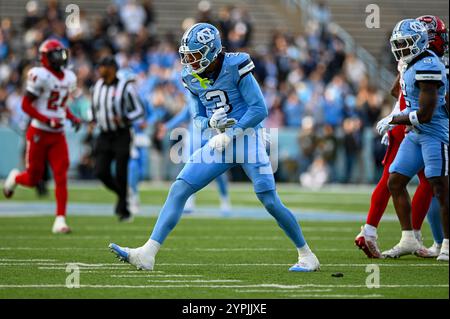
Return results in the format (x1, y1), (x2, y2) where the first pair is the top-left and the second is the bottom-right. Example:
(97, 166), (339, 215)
(0, 183), (448, 299)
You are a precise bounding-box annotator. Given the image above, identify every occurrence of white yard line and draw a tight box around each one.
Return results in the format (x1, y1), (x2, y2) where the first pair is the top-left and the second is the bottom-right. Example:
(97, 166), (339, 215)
(0, 262), (446, 268)
(0, 284), (447, 289)
(0, 258), (57, 262)
(111, 274), (202, 278)
(0, 247), (105, 250)
(324, 263), (449, 267)
(145, 280), (243, 283)
(285, 294), (384, 298)
(0, 236), (403, 241)
(0, 263), (130, 267)
(37, 267), (128, 270)
(234, 289), (333, 293)
(155, 263), (449, 267)
(186, 248), (355, 252)
(0, 247), (355, 252)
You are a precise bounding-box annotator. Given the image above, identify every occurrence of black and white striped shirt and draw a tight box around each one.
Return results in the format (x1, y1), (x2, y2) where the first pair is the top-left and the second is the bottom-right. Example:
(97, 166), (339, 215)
(91, 76), (144, 132)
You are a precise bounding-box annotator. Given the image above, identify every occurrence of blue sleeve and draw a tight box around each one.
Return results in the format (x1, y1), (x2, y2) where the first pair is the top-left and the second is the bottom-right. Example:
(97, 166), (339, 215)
(165, 103), (192, 130)
(228, 73), (268, 135)
(414, 56), (445, 86)
(190, 93), (210, 130)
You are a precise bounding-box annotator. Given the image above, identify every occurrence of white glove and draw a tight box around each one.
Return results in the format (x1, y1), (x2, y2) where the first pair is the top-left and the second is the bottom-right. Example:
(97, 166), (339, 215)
(376, 115), (394, 136)
(208, 133), (231, 152)
(209, 108), (227, 129)
(381, 133), (389, 146)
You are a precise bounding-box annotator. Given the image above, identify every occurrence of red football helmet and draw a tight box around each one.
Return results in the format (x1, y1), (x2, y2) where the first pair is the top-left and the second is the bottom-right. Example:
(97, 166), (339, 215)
(416, 15), (448, 57)
(39, 39), (68, 72)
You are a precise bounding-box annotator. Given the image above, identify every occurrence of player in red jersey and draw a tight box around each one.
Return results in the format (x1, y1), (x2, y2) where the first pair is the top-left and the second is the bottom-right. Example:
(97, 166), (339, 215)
(355, 15), (448, 258)
(2, 39), (81, 234)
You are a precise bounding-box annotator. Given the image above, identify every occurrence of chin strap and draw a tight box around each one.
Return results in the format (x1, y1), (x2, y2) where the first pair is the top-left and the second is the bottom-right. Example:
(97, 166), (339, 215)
(191, 72), (211, 89)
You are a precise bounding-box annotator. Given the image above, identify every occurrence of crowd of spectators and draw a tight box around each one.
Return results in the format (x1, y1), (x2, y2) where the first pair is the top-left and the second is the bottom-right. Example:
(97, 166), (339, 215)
(0, 0), (392, 185)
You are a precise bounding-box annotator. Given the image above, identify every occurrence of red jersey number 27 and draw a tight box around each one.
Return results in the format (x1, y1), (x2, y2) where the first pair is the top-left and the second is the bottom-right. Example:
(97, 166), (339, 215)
(47, 90), (68, 111)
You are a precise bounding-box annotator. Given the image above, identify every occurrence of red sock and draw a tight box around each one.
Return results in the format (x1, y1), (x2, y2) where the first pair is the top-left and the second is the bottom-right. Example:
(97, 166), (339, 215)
(55, 182), (67, 217)
(366, 164), (391, 227)
(411, 170), (433, 230)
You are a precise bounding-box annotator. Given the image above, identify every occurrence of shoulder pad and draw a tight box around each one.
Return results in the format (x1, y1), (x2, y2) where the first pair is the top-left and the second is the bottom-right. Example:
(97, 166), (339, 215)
(181, 70), (198, 96)
(225, 52), (255, 78)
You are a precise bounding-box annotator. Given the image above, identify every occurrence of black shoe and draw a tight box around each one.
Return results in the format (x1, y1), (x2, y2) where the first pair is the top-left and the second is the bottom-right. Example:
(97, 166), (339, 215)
(118, 211), (133, 223)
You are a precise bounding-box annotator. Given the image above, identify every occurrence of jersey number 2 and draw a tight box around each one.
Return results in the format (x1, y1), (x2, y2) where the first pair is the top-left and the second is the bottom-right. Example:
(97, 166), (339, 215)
(47, 91), (68, 111)
(205, 90), (232, 113)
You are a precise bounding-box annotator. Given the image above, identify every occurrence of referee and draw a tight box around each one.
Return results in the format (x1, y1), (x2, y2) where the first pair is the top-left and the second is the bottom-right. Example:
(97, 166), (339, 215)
(91, 56), (144, 221)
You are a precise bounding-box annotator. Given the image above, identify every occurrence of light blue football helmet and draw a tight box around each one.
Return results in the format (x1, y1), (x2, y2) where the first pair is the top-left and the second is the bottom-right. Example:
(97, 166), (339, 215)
(179, 23), (222, 74)
(390, 18), (429, 63)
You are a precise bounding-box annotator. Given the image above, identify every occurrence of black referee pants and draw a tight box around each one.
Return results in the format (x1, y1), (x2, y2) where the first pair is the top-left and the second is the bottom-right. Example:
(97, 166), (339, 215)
(94, 129), (131, 217)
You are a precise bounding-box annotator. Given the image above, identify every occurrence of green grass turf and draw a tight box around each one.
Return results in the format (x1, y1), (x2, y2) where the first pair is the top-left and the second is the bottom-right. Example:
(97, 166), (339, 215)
(0, 215), (448, 299)
(7, 183), (398, 214)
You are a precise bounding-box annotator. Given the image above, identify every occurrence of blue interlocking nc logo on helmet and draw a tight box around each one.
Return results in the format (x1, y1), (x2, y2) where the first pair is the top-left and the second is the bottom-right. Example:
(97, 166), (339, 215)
(390, 19), (429, 63)
(179, 23), (222, 74)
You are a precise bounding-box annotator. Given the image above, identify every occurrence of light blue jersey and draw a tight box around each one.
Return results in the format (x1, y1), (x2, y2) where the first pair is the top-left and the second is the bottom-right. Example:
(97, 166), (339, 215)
(391, 50), (449, 178)
(178, 52), (274, 193)
(182, 52), (264, 134)
(401, 50), (448, 143)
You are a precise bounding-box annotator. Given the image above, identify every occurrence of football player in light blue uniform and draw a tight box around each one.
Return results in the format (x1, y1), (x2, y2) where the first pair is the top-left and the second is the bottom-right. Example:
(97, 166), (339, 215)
(376, 19), (448, 261)
(160, 96), (232, 215)
(109, 23), (320, 272)
(415, 15), (448, 257)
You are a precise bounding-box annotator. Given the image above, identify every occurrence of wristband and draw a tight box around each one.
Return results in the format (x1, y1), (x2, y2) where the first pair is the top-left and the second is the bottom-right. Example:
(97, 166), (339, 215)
(409, 111), (420, 126)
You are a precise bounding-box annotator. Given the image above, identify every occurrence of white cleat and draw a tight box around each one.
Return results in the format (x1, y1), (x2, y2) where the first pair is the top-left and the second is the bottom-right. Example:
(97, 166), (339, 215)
(52, 216), (71, 234)
(289, 253), (320, 272)
(415, 242), (441, 258)
(109, 243), (155, 270)
(354, 226), (383, 259)
(437, 248), (449, 262)
(3, 168), (19, 199)
(413, 231), (434, 258)
(382, 240), (421, 259)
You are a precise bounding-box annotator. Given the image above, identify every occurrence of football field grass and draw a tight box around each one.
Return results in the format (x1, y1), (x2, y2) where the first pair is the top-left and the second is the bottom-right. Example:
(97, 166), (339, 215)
(0, 183), (448, 299)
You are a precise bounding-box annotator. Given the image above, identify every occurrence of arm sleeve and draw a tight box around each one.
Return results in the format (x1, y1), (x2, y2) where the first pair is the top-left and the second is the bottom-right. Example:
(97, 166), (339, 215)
(124, 83), (145, 121)
(165, 103), (192, 130)
(230, 73), (268, 134)
(190, 93), (209, 130)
